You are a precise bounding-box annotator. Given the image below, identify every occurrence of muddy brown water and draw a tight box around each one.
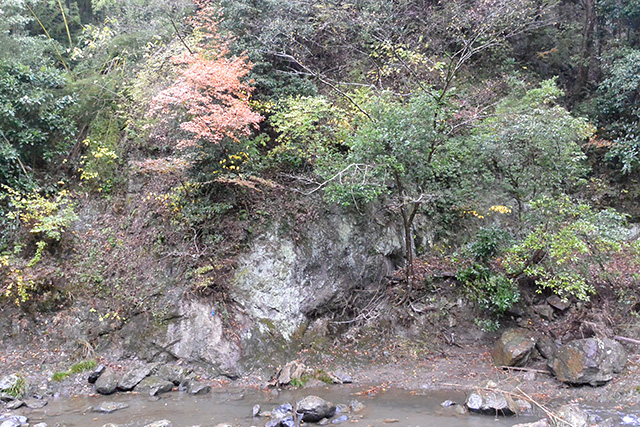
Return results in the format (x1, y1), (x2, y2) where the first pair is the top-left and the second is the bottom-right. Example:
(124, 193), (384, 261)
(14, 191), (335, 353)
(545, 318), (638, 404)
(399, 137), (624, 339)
(8, 385), (548, 427)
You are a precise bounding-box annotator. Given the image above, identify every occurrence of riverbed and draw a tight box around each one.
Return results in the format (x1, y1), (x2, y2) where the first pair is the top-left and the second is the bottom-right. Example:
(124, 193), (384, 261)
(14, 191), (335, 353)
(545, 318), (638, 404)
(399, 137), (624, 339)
(11, 384), (543, 427)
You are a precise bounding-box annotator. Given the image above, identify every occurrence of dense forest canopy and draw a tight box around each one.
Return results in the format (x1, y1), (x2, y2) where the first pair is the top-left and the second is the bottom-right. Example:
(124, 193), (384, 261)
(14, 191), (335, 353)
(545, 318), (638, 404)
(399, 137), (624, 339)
(1, 0), (640, 326)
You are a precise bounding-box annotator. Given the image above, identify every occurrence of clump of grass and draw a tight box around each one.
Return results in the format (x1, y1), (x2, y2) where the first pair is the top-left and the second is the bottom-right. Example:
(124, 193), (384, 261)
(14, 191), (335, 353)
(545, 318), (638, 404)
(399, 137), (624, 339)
(51, 359), (97, 381)
(51, 371), (70, 382)
(69, 359), (97, 374)
(5, 374), (27, 399)
(314, 369), (334, 384)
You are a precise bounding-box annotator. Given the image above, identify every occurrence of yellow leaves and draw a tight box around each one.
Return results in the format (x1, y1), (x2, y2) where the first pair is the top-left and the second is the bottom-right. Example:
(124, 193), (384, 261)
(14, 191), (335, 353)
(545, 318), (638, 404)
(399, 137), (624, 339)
(463, 205), (513, 218)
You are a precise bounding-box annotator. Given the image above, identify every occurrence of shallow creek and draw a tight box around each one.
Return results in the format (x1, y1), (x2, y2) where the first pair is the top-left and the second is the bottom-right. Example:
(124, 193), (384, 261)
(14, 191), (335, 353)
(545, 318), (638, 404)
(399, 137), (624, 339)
(9, 385), (549, 427)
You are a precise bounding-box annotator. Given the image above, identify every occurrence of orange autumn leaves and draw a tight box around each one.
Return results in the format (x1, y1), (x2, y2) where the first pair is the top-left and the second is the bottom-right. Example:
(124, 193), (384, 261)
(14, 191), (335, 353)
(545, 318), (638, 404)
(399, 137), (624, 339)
(146, 0), (261, 169)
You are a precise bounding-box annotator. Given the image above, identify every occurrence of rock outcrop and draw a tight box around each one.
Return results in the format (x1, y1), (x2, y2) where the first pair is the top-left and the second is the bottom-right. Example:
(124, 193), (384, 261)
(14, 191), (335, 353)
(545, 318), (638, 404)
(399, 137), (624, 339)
(548, 338), (627, 386)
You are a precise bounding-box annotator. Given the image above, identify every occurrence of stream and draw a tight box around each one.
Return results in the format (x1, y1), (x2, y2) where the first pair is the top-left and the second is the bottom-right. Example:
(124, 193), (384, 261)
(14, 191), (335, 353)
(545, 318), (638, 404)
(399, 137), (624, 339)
(7, 385), (546, 427)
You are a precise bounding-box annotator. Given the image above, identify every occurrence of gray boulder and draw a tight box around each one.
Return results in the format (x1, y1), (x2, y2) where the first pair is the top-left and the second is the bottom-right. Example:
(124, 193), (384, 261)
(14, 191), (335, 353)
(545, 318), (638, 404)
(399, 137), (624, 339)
(92, 402), (130, 413)
(556, 404), (588, 427)
(296, 395), (336, 422)
(87, 364), (106, 384)
(135, 376), (174, 396)
(154, 364), (188, 385)
(95, 368), (119, 395)
(465, 391), (516, 415)
(186, 381), (210, 395)
(492, 328), (536, 367)
(118, 363), (157, 391)
(548, 338), (627, 386)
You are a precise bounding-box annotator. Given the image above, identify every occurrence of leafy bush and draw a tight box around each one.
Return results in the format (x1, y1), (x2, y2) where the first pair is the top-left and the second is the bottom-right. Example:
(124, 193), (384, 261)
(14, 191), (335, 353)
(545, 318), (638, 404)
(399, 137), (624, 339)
(504, 195), (629, 300)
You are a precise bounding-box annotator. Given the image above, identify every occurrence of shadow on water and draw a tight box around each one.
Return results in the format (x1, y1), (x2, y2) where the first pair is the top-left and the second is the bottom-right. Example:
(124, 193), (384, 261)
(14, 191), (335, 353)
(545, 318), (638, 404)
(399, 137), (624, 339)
(14, 385), (545, 427)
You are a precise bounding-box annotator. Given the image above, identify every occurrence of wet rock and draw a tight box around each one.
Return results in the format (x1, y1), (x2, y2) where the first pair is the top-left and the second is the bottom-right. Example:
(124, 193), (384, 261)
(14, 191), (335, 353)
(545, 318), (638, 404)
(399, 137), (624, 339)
(154, 364), (188, 385)
(349, 400), (365, 413)
(143, 421), (172, 427)
(328, 371), (352, 384)
(556, 404), (588, 427)
(547, 295), (570, 311)
(296, 395), (336, 422)
(492, 328), (537, 367)
(335, 403), (348, 414)
(331, 415), (348, 424)
(318, 419), (330, 426)
(252, 404), (260, 417)
(271, 361), (306, 387)
(0, 394), (14, 403)
(271, 403), (293, 419)
(548, 338), (627, 386)
(465, 391), (516, 415)
(135, 376), (174, 396)
(24, 398), (48, 409)
(514, 399), (533, 415)
(0, 415), (27, 427)
(32, 423), (48, 427)
(88, 364), (106, 384)
(95, 368), (119, 395)
(5, 400), (23, 410)
(512, 420), (550, 427)
(186, 381), (211, 395)
(118, 363), (157, 391)
(440, 400), (457, 407)
(92, 402), (130, 414)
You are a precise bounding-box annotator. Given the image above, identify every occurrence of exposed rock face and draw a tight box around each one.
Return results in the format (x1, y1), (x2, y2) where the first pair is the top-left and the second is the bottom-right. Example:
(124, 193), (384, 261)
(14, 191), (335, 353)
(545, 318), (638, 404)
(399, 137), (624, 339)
(94, 367), (118, 395)
(296, 395), (336, 422)
(492, 328), (537, 367)
(466, 391), (516, 415)
(231, 210), (401, 341)
(548, 338), (627, 386)
(163, 300), (242, 378)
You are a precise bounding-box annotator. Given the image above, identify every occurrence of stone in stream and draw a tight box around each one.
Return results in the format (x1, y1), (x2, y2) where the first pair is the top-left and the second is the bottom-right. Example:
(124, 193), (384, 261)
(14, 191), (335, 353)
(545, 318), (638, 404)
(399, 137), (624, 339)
(154, 364), (189, 386)
(24, 398), (48, 409)
(556, 404), (589, 427)
(296, 395), (336, 422)
(349, 400), (365, 413)
(88, 364), (106, 384)
(0, 414), (27, 427)
(186, 381), (210, 395)
(94, 367), (119, 395)
(117, 363), (157, 391)
(5, 400), (23, 410)
(465, 391), (517, 415)
(32, 423), (48, 427)
(135, 376), (174, 396)
(331, 415), (348, 424)
(512, 420), (550, 427)
(0, 393), (15, 403)
(92, 401), (130, 413)
(548, 338), (627, 386)
(143, 421), (172, 427)
(492, 328), (536, 367)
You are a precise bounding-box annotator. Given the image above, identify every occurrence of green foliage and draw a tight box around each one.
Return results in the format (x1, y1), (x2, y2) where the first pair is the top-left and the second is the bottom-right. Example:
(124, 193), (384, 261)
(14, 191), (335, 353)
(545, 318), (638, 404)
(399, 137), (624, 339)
(52, 359), (97, 381)
(3, 374), (27, 399)
(457, 263), (520, 317)
(504, 195), (628, 300)
(269, 96), (349, 171)
(0, 61), (76, 168)
(469, 227), (513, 263)
(3, 186), (77, 242)
(596, 48), (640, 173)
(475, 78), (594, 213)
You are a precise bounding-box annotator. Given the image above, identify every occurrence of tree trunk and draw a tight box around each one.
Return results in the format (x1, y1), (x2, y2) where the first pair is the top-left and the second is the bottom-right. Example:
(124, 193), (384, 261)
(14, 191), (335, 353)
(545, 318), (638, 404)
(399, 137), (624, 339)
(76, 0), (93, 24)
(575, 0), (596, 96)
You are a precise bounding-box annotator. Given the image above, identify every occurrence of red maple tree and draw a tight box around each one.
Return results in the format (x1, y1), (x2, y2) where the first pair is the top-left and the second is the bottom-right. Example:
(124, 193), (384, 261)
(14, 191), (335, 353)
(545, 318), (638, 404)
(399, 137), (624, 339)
(147, 0), (262, 159)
